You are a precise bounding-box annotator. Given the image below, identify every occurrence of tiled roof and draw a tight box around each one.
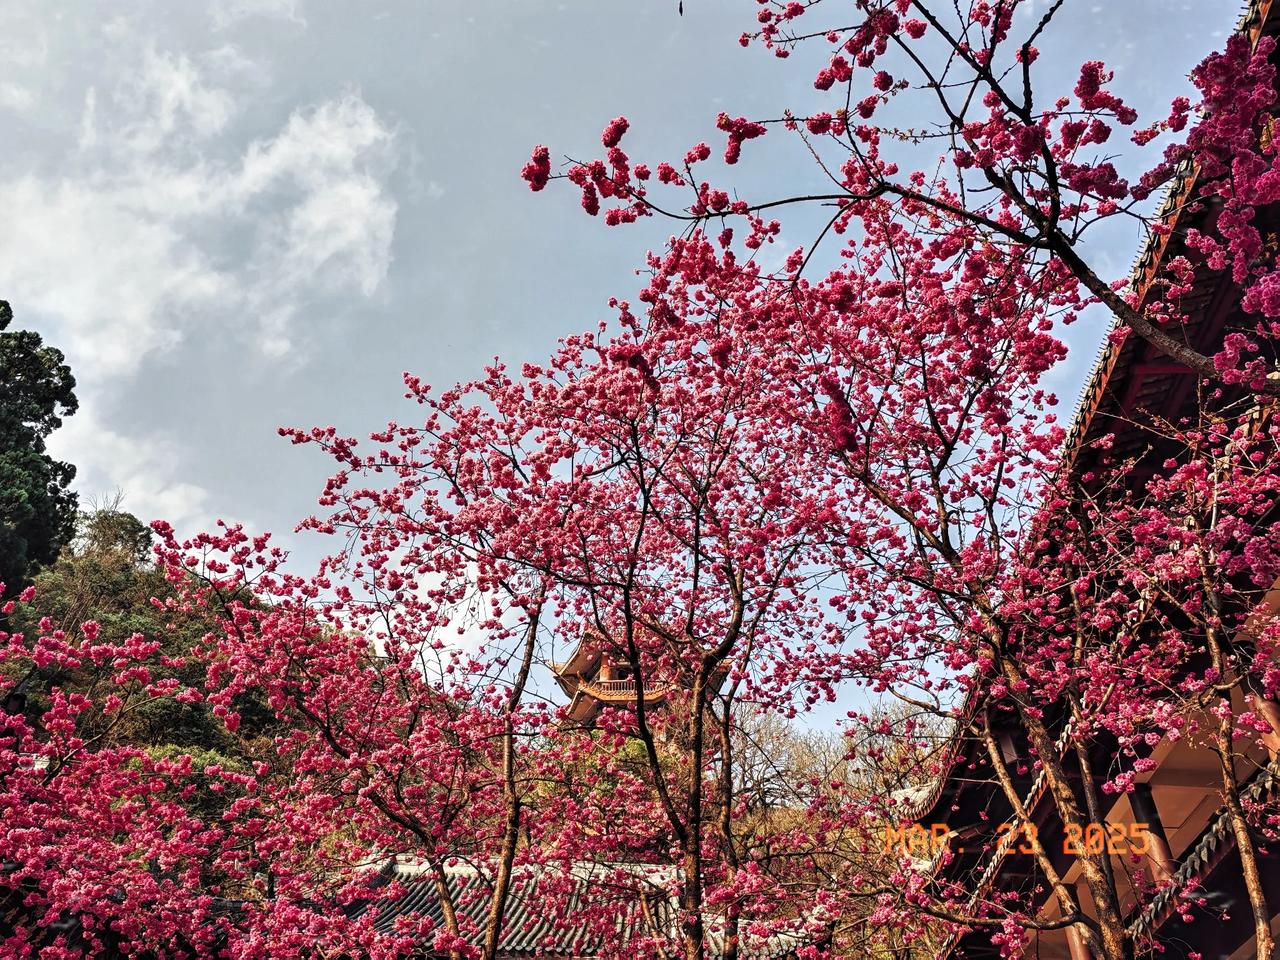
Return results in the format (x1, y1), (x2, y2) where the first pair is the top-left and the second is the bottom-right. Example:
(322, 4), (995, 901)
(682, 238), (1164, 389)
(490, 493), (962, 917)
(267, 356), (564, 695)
(359, 862), (603, 957)
(1127, 758), (1280, 940)
(357, 860), (814, 960)
(1062, 0), (1277, 472)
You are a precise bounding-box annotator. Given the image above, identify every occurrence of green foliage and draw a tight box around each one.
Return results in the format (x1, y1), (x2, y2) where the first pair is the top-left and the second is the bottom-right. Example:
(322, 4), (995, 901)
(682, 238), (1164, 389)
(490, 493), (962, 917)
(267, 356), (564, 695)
(138, 744), (252, 822)
(0, 300), (79, 596)
(9, 508), (238, 755)
(5, 508), (289, 898)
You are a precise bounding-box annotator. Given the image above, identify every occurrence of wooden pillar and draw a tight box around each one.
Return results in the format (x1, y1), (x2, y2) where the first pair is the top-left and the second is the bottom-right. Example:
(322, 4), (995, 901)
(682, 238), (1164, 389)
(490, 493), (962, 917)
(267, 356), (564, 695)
(1129, 782), (1177, 884)
(1066, 922), (1092, 960)
(1248, 692), (1280, 757)
(1067, 877), (1099, 960)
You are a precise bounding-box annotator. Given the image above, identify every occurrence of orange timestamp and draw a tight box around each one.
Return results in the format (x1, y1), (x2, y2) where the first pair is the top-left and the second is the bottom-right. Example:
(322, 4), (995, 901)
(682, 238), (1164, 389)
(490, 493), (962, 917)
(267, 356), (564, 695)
(882, 822), (952, 856)
(884, 822), (1152, 856)
(1060, 822), (1151, 856)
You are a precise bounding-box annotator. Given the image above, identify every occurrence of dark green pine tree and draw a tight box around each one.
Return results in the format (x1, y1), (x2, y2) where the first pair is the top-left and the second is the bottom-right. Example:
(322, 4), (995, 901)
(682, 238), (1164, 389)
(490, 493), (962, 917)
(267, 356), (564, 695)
(0, 300), (79, 596)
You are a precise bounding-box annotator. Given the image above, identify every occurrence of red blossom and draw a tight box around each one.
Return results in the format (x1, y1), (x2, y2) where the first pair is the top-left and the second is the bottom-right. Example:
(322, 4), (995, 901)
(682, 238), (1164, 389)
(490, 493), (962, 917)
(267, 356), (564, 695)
(521, 145), (551, 191)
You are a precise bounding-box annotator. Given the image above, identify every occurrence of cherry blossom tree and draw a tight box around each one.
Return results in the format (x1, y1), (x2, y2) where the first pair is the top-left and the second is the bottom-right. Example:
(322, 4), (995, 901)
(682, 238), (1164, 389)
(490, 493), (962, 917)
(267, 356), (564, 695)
(167, 217), (1280, 960)
(524, 2), (1280, 394)
(7, 4), (1280, 960)
(160, 280), (859, 960)
(0, 582), (269, 958)
(516, 4), (1280, 958)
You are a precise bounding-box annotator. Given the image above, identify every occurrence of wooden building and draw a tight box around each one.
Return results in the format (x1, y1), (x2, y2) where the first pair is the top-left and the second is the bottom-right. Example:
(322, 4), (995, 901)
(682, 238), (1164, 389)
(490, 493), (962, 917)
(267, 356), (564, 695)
(551, 631), (679, 727)
(907, 3), (1280, 957)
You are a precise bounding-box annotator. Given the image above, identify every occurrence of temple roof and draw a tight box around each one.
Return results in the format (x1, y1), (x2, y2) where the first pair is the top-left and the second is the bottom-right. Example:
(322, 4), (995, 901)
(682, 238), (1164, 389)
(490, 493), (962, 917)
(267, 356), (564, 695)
(359, 862), (601, 957)
(1063, 0), (1279, 483)
(903, 0), (1280, 832)
(358, 860), (815, 959)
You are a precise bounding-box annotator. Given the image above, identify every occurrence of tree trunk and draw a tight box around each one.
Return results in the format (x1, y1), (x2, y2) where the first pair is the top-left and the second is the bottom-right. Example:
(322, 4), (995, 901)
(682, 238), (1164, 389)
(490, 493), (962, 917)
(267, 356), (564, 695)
(481, 604), (541, 960)
(1002, 662), (1134, 960)
(681, 672), (707, 960)
(430, 859), (465, 960)
(1213, 700), (1275, 960)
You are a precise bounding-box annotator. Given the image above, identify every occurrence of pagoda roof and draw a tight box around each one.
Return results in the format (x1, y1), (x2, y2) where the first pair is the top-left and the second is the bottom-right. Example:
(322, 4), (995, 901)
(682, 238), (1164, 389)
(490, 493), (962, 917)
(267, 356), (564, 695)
(903, 0), (1280, 833)
(359, 860), (814, 959)
(1062, 0), (1279, 484)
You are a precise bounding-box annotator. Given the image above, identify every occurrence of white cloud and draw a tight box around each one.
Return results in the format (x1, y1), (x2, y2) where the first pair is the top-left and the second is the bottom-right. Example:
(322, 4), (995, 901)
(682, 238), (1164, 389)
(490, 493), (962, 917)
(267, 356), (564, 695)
(0, 5), (46, 114)
(210, 0), (306, 31)
(0, 45), (398, 377)
(0, 82), (36, 113)
(0, 22), (398, 530)
(0, 7), (48, 70)
(113, 48), (238, 154)
(47, 409), (214, 537)
(0, 175), (228, 377)
(77, 88), (98, 150)
(233, 94), (398, 355)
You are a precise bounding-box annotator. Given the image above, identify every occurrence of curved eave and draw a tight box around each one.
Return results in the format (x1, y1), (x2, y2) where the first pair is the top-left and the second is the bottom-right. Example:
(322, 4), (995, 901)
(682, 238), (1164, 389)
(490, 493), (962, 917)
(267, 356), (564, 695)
(1061, 0), (1278, 478)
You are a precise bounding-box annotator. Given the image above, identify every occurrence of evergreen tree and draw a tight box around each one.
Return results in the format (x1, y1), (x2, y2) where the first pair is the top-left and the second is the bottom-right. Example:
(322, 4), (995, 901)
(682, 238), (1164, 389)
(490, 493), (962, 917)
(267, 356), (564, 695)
(9, 508), (262, 757)
(0, 300), (78, 596)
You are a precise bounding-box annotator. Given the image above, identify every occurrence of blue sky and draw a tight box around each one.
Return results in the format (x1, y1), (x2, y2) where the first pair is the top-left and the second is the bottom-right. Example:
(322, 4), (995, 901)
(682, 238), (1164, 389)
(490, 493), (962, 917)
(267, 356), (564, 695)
(0, 0), (1232, 576)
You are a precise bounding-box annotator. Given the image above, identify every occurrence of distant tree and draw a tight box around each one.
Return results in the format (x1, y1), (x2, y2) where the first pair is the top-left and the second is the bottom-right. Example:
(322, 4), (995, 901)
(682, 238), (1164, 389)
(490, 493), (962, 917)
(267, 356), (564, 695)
(7, 507), (245, 755)
(0, 510), (294, 956)
(0, 300), (78, 597)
